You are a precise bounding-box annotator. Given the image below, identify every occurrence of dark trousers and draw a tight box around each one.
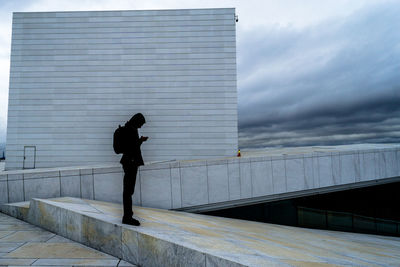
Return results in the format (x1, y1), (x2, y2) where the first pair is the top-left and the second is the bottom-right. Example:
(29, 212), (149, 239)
(122, 162), (138, 219)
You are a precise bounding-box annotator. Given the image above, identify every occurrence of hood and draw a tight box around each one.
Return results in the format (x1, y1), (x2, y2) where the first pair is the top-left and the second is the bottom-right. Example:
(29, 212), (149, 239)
(126, 113), (145, 128)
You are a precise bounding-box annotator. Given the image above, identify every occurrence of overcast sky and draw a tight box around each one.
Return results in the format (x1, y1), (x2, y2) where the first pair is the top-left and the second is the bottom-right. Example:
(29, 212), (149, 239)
(0, 0), (399, 149)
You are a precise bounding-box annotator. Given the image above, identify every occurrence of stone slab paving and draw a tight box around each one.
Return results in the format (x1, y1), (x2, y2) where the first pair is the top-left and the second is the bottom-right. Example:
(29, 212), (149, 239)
(3, 197), (400, 266)
(0, 212), (135, 266)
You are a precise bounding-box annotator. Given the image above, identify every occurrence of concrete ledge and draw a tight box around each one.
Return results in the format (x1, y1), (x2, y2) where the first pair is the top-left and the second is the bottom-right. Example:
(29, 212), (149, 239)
(1, 144), (399, 212)
(2, 197), (400, 266)
(0, 201), (30, 221)
(2, 198), (251, 266)
(177, 176), (400, 213)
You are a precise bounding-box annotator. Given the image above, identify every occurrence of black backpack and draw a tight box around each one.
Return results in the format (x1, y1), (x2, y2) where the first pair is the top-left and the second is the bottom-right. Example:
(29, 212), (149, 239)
(113, 125), (127, 154)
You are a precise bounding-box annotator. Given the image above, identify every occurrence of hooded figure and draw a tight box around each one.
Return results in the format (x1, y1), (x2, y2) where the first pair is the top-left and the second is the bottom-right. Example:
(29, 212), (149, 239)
(120, 113), (146, 166)
(121, 113), (148, 226)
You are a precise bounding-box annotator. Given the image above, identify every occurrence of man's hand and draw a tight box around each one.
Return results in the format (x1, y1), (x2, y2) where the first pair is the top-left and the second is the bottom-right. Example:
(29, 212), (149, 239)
(140, 136), (149, 142)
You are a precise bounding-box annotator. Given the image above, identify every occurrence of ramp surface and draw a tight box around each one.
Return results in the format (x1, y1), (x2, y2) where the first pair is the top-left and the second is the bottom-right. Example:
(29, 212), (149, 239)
(2, 197), (400, 266)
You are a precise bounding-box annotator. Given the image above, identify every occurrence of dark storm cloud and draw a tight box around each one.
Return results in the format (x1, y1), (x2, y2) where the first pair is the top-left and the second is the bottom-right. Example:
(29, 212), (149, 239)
(237, 2), (400, 149)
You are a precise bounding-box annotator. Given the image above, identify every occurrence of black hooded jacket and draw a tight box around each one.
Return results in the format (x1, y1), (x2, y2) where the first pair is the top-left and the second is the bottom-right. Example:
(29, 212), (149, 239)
(120, 114), (145, 166)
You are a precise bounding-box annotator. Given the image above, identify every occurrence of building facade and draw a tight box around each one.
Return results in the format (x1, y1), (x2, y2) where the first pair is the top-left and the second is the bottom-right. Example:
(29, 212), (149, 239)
(6, 8), (238, 170)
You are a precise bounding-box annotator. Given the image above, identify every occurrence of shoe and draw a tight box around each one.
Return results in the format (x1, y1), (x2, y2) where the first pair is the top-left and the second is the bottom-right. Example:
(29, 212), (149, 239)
(122, 217), (140, 226)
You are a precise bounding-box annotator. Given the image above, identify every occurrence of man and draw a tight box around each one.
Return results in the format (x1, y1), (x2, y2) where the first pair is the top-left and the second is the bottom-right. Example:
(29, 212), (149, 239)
(120, 113), (148, 226)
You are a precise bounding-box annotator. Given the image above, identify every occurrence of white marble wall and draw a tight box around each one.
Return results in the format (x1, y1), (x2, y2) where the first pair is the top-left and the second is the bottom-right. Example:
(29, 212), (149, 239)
(1, 146), (399, 210)
(6, 8), (238, 170)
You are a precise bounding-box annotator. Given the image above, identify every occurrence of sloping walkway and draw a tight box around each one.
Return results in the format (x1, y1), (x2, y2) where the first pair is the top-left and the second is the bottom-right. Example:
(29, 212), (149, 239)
(0, 212), (134, 266)
(2, 197), (400, 266)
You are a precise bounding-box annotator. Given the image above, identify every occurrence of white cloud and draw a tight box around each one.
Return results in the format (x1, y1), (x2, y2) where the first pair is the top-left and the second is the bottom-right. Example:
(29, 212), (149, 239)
(0, 57), (9, 140)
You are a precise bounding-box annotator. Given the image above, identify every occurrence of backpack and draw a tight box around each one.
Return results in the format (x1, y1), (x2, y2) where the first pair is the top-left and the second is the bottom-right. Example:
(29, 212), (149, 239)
(113, 125), (127, 154)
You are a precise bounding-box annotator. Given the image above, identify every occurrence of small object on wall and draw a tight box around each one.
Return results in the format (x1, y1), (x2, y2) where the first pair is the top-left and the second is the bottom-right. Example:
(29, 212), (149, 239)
(237, 149), (241, 157)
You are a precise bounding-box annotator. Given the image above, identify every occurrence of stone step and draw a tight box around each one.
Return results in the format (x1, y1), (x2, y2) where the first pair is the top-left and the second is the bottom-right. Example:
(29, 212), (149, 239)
(0, 200), (30, 221)
(2, 197), (400, 266)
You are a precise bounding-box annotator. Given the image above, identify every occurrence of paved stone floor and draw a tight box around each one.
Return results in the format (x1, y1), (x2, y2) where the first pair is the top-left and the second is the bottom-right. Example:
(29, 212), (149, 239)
(0, 212), (135, 266)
